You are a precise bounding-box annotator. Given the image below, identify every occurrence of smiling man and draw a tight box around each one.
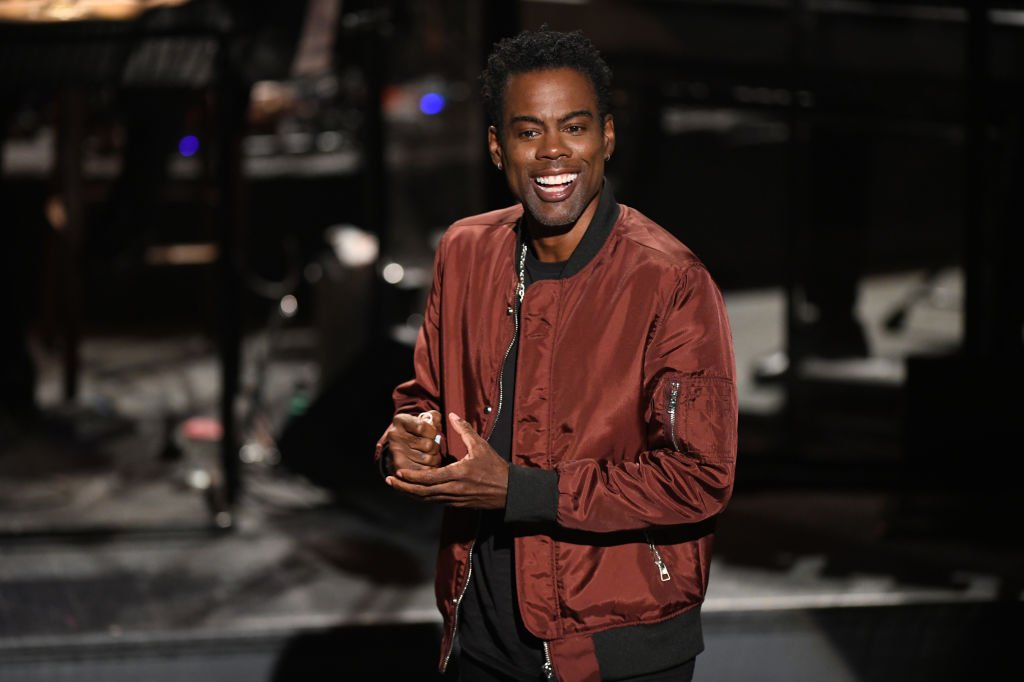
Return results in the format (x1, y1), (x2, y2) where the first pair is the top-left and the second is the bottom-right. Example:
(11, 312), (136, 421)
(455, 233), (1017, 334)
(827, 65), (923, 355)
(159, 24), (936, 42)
(376, 29), (737, 681)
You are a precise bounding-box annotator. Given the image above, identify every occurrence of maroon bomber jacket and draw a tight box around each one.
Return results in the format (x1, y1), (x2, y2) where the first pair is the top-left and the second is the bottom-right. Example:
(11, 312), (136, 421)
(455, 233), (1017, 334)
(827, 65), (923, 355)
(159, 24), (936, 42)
(376, 188), (737, 681)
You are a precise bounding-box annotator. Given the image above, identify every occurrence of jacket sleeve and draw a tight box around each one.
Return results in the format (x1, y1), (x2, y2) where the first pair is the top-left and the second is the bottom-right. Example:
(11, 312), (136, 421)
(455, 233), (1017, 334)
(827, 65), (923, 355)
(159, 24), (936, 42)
(373, 234), (448, 465)
(552, 264), (738, 533)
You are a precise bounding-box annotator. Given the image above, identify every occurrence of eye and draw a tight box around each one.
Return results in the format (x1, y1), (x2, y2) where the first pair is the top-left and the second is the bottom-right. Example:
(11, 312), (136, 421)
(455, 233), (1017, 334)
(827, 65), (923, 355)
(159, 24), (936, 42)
(518, 129), (540, 139)
(564, 124), (585, 134)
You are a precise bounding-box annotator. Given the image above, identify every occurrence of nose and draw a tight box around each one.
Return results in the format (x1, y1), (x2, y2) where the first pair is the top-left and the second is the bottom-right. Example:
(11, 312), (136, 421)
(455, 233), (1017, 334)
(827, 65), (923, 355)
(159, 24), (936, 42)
(537, 132), (570, 160)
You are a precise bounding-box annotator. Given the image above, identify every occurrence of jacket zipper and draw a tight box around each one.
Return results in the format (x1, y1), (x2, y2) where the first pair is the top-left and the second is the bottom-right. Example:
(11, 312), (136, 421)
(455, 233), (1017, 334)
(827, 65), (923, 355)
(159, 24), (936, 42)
(441, 541), (475, 672)
(643, 380), (681, 584)
(666, 380), (681, 452)
(506, 241), (556, 681)
(441, 242), (528, 673)
(493, 243), (527, 431)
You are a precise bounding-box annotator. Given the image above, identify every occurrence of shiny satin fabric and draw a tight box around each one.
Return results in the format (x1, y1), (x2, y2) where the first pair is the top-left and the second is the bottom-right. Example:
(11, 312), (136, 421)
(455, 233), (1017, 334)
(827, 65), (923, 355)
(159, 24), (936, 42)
(377, 202), (737, 677)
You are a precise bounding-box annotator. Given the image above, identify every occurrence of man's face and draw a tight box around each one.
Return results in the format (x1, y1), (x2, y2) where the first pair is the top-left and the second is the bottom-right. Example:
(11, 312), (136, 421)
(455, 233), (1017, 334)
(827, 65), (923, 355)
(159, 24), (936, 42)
(489, 67), (615, 228)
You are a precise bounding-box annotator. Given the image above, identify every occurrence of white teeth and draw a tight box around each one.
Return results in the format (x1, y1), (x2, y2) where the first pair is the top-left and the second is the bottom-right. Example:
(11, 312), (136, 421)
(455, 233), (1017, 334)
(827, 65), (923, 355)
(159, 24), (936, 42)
(535, 173), (578, 186)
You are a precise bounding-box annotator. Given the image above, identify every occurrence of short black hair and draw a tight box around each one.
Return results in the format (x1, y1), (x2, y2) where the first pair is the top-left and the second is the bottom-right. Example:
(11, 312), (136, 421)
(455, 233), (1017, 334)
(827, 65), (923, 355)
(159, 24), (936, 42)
(480, 28), (613, 132)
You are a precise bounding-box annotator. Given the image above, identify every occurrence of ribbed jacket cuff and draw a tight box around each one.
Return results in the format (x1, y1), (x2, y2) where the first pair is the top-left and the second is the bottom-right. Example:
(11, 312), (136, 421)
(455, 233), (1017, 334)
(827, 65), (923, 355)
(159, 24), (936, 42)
(504, 465), (558, 525)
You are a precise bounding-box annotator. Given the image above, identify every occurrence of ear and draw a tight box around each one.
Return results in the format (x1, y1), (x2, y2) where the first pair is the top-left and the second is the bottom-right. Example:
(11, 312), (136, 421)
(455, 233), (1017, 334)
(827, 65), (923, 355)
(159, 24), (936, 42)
(602, 114), (616, 161)
(487, 125), (504, 170)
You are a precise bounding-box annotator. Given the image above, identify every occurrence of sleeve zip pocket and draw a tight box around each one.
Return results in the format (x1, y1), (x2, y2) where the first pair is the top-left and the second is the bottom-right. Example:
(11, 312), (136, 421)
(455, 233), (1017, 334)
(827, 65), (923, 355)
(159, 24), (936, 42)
(645, 531), (672, 582)
(665, 379), (682, 452)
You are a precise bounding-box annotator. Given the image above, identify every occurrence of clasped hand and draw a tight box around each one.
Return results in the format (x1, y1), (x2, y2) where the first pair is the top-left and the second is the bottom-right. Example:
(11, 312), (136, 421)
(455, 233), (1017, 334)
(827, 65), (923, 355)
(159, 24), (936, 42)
(385, 412), (508, 510)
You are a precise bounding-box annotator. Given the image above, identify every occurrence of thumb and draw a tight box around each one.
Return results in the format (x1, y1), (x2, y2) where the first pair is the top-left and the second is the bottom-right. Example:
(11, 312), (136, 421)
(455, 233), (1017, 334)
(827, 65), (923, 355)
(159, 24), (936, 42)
(448, 412), (482, 454)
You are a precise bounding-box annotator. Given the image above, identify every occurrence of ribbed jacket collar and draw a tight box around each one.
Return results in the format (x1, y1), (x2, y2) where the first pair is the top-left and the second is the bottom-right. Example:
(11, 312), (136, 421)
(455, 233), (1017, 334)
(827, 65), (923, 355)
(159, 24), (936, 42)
(517, 180), (620, 279)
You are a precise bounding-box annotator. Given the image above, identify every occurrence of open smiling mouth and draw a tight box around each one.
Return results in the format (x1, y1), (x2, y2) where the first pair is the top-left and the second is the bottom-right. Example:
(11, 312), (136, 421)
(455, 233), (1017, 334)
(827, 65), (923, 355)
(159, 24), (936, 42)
(533, 173), (579, 197)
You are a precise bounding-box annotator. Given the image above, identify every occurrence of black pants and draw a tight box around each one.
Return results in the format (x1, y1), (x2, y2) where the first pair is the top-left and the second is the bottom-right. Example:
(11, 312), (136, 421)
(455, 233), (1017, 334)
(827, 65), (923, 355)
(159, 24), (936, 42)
(457, 653), (696, 682)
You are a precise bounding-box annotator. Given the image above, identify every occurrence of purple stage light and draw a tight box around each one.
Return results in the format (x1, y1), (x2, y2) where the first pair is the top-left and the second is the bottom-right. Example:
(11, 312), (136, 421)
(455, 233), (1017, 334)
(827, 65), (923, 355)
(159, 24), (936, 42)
(178, 135), (200, 157)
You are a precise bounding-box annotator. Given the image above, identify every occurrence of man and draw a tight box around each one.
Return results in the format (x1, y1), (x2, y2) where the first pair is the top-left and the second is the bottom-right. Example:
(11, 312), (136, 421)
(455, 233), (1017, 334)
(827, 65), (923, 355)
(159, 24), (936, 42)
(377, 29), (737, 681)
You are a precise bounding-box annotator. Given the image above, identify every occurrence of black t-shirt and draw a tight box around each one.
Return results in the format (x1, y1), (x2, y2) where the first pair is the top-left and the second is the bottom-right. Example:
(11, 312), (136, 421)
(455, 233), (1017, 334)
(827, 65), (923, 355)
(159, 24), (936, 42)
(456, 249), (565, 679)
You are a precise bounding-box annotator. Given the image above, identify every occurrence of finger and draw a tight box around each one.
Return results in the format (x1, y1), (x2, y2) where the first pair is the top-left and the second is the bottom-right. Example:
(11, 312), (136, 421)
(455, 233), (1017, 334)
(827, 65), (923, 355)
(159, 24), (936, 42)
(396, 436), (436, 454)
(388, 441), (437, 469)
(399, 451), (439, 468)
(393, 460), (434, 473)
(448, 412), (484, 448)
(387, 476), (458, 501)
(386, 476), (431, 499)
(416, 413), (443, 446)
(394, 413), (436, 439)
(415, 412), (441, 439)
(422, 411), (444, 446)
(407, 435), (441, 453)
(386, 477), (486, 508)
(422, 411), (443, 442)
(396, 464), (457, 486)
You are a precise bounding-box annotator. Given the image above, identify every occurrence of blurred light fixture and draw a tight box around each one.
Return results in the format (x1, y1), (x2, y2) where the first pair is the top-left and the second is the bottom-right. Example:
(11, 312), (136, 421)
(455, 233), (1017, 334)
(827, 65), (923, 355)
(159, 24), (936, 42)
(187, 468), (211, 490)
(44, 194), (68, 231)
(0, 0), (193, 23)
(381, 262), (405, 285)
(178, 134), (199, 157)
(325, 224), (379, 268)
(419, 92), (445, 116)
(144, 242), (218, 266)
(279, 294), (298, 317)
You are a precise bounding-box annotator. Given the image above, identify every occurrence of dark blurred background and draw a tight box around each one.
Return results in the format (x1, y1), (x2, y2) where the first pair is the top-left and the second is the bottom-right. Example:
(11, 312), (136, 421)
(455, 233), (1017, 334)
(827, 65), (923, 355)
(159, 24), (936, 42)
(0, 1), (1020, 680)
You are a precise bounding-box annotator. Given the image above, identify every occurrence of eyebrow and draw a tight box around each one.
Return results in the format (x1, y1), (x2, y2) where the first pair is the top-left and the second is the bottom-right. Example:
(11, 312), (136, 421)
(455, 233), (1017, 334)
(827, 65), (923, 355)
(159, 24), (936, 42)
(509, 109), (595, 127)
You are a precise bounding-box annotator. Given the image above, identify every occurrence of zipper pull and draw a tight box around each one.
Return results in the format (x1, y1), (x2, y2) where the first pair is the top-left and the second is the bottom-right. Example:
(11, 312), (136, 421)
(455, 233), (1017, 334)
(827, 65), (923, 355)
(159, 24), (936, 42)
(668, 380), (680, 411)
(542, 642), (555, 679)
(647, 537), (672, 582)
(654, 555), (672, 582)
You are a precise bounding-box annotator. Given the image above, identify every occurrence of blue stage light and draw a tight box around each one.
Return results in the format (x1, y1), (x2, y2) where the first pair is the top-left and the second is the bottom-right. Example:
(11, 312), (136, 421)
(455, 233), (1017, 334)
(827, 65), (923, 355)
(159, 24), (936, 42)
(419, 92), (445, 115)
(178, 135), (200, 157)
